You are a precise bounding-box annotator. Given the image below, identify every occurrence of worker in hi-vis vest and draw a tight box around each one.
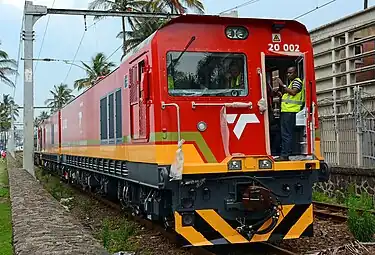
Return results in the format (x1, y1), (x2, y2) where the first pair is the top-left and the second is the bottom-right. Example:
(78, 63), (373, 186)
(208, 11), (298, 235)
(168, 74), (174, 89)
(225, 61), (244, 89)
(273, 66), (305, 161)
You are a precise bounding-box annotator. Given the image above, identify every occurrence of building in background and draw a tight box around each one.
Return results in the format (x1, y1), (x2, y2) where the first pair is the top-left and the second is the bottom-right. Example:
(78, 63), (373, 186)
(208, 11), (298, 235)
(310, 6), (375, 167)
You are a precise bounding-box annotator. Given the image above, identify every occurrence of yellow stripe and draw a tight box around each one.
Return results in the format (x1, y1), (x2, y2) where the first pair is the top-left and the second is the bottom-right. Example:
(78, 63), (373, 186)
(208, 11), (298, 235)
(45, 145), (320, 174)
(284, 204), (313, 239)
(250, 205), (294, 242)
(174, 212), (212, 246)
(47, 144), (204, 164)
(196, 209), (248, 244)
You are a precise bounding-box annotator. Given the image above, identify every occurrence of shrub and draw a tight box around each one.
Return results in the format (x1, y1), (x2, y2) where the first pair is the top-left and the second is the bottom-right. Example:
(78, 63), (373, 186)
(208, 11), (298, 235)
(346, 190), (375, 242)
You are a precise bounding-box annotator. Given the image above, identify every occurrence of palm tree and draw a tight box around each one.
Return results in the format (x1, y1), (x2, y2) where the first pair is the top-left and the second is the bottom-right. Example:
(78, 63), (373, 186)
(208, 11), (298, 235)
(0, 94), (19, 124)
(39, 111), (50, 122)
(156, 0), (204, 14)
(34, 111), (49, 127)
(117, 0), (204, 54)
(88, 0), (204, 59)
(88, 0), (150, 57)
(74, 52), (116, 91)
(0, 94), (19, 146)
(0, 103), (11, 132)
(44, 83), (75, 113)
(117, 18), (166, 53)
(0, 49), (17, 87)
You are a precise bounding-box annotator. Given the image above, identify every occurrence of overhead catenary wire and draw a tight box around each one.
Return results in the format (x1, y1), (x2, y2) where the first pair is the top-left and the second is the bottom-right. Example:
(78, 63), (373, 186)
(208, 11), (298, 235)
(34, 0), (56, 73)
(13, 4), (26, 94)
(219, 0), (261, 14)
(62, 18), (102, 84)
(104, 44), (123, 63)
(62, 32), (86, 84)
(294, 0), (337, 20)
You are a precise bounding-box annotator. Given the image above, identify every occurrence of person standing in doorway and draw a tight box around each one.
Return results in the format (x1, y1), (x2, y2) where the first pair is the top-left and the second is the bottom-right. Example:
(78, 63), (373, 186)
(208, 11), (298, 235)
(273, 66), (304, 161)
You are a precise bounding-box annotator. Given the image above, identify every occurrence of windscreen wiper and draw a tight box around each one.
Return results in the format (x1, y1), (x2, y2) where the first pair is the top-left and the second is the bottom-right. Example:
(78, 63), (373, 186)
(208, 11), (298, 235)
(167, 36), (196, 71)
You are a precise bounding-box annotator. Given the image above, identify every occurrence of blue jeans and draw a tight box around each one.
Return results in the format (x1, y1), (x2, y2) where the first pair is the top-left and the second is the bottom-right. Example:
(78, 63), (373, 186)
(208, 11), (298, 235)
(280, 112), (296, 158)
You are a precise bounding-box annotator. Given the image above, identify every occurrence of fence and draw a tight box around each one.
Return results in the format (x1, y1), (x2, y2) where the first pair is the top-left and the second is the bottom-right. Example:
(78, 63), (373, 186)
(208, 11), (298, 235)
(319, 115), (375, 168)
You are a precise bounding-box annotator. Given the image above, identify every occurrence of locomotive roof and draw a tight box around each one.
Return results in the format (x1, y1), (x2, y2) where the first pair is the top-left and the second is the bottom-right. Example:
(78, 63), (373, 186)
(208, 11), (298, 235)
(159, 14), (308, 33)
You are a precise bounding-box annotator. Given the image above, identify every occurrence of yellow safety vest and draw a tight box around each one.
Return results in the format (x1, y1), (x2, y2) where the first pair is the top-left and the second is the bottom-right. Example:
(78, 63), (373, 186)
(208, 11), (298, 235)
(230, 74), (241, 88)
(281, 77), (305, 113)
(168, 75), (174, 89)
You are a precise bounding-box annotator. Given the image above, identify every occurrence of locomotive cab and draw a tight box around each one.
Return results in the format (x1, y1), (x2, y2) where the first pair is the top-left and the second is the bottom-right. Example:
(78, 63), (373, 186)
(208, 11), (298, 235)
(157, 16), (320, 171)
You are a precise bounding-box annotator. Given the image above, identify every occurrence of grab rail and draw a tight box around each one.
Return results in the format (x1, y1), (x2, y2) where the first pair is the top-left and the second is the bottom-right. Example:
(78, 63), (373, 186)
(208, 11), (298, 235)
(161, 102), (181, 142)
(191, 101), (252, 109)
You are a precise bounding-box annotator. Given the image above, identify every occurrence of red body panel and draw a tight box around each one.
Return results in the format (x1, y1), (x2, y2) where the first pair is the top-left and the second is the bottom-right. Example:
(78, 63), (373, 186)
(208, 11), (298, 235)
(42, 113), (59, 151)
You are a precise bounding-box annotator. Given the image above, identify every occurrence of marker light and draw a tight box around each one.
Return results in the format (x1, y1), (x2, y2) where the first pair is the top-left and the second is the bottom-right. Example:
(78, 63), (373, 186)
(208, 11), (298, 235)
(225, 26), (249, 40)
(197, 121), (207, 132)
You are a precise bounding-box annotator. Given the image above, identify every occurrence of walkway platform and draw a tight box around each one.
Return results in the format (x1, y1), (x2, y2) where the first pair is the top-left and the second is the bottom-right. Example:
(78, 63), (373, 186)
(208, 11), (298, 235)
(8, 158), (110, 255)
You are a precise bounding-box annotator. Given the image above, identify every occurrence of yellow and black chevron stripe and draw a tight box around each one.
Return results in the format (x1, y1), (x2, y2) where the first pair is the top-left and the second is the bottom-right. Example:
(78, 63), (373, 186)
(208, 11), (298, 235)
(174, 204), (313, 247)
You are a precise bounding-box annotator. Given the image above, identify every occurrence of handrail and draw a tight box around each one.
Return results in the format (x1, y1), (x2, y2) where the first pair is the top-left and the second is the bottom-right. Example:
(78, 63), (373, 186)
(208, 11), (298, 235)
(161, 102), (181, 142)
(191, 101), (252, 109)
(256, 68), (267, 114)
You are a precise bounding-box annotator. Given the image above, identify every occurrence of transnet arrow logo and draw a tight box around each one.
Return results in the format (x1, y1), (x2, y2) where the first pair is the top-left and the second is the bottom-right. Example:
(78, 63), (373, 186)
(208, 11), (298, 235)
(226, 114), (260, 139)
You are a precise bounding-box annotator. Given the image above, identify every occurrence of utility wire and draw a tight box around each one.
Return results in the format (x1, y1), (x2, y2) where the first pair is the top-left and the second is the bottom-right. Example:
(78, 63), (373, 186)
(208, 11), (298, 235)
(62, 19), (102, 84)
(219, 0), (261, 14)
(294, 0), (337, 20)
(13, 5), (26, 94)
(34, 0), (56, 73)
(63, 32), (86, 84)
(104, 44), (123, 62)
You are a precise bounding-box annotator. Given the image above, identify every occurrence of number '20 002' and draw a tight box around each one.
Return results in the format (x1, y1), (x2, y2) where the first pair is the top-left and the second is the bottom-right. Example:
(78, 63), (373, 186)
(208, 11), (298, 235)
(268, 43), (300, 52)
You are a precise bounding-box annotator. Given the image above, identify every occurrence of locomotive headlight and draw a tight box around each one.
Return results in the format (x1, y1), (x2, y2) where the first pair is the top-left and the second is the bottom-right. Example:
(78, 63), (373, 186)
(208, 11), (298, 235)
(225, 26), (249, 40)
(197, 121), (207, 132)
(259, 159), (272, 169)
(228, 160), (242, 170)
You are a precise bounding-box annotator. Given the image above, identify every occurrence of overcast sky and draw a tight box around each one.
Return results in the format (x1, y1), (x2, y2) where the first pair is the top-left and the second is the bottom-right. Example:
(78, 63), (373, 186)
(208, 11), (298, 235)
(0, 0), (374, 125)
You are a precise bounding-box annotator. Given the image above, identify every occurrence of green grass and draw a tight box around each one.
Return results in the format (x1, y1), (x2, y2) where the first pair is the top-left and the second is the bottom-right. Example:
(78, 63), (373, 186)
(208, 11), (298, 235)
(98, 217), (138, 253)
(0, 159), (12, 255)
(35, 166), (139, 253)
(347, 191), (375, 242)
(314, 186), (375, 242)
(312, 191), (339, 204)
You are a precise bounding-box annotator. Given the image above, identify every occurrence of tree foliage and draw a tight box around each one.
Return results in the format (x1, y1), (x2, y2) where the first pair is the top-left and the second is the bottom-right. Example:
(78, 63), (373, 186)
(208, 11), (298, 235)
(44, 83), (75, 113)
(0, 49), (17, 87)
(74, 52), (116, 91)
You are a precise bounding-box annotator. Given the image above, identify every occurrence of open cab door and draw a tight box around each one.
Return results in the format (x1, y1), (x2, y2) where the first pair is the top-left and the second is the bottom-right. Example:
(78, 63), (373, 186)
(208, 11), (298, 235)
(261, 51), (313, 160)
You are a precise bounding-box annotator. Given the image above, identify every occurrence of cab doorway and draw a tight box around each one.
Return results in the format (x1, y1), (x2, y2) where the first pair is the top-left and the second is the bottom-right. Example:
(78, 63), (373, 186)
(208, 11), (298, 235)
(264, 55), (307, 157)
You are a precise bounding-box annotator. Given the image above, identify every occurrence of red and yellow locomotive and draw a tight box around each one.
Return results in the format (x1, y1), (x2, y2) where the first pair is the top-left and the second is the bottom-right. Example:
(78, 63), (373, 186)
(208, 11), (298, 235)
(35, 14), (329, 247)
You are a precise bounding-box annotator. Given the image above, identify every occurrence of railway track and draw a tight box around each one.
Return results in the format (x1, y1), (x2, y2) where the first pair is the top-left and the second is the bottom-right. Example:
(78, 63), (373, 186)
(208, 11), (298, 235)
(313, 201), (348, 222)
(313, 201), (375, 223)
(67, 181), (298, 255)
